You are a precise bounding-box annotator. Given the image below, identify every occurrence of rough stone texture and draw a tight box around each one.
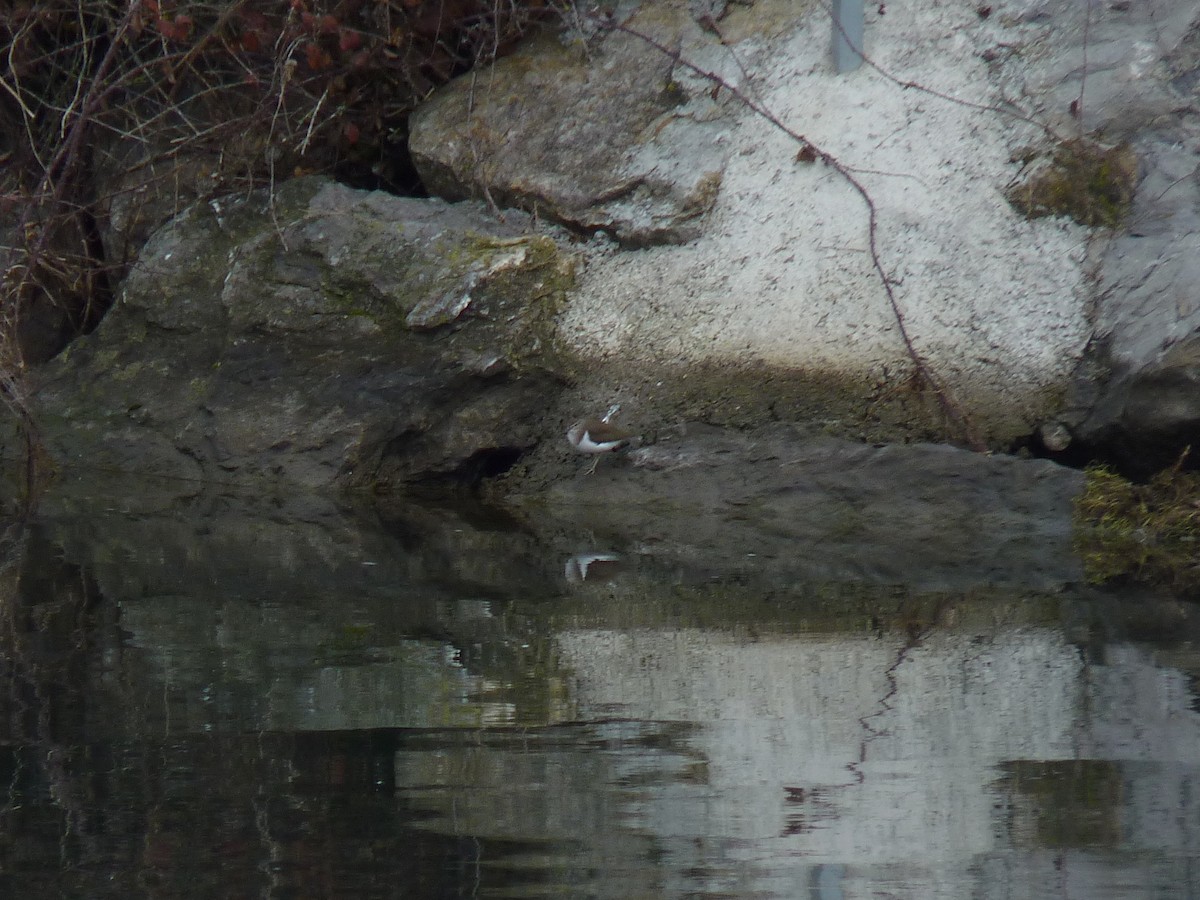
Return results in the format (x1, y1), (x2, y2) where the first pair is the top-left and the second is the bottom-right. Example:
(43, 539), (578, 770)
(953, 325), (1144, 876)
(509, 423), (1086, 593)
(1012, 0), (1198, 140)
(409, 0), (1200, 460)
(990, 0), (1200, 471)
(1066, 136), (1200, 472)
(95, 146), (228, 278)
(32, 422), (1086, 600)
(408, 8), (734, 246)
(13, 0), (1200, 491)
(25, 178), (574, 490)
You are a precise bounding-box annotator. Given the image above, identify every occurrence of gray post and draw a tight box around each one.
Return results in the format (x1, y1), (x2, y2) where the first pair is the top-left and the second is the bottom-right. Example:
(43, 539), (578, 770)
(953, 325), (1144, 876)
(832, 0), (864, 73)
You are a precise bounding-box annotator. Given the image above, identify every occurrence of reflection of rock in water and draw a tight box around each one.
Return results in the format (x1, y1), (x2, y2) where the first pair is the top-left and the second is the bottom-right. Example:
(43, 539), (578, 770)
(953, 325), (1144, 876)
(553, 626), (1100, 888)
(388, 620), (1200, 897)
(519, 427), (1087, 594)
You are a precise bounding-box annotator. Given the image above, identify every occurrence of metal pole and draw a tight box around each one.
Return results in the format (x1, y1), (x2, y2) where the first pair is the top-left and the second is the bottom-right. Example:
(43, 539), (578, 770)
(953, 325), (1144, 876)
(832, 0), (864, 73)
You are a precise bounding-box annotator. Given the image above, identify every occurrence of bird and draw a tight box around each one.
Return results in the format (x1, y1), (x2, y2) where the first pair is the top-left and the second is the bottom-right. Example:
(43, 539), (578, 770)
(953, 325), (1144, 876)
(564, 552), (623, 583)
(566, 404), (634, 474)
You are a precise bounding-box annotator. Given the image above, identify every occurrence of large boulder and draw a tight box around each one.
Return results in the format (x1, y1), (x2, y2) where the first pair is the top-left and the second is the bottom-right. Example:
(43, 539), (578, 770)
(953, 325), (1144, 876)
(1002, 0), (1200, 470)
(408, 8), (733, 247)
(26, 178), (575, 491)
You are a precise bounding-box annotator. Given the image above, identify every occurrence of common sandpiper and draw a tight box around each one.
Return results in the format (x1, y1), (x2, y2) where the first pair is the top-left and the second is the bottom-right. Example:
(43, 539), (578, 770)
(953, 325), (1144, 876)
(567, 404), (634, 474)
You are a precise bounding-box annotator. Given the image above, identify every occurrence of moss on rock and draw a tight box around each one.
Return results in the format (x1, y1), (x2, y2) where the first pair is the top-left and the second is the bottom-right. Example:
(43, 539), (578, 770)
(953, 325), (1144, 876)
(1008, 139), (1138, 228)
(1073, 455), (1200, 593)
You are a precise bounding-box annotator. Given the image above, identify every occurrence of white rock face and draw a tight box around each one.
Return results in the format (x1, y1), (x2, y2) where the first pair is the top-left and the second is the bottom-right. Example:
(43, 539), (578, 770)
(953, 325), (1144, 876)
(559, 0), (1094, 424)
(410, 0), (1200, 448)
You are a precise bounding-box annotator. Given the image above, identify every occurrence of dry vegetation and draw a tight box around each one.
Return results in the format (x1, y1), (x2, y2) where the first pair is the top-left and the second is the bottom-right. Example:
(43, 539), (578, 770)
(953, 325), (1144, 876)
(0, 0), (558, 457)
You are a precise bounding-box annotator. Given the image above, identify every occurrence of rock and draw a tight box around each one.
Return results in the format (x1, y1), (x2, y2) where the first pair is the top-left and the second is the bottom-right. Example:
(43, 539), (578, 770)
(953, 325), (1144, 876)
(1077, 335), (1200, 475)
(1037, 420), (1072, 453)
(511, 424), (1087, 593)
(1068, 136), (1200, 473)
(24, 178), (575, 491)
(1015, 1), (1195, 137)
(413, 0), (1102, 444)
(12, 0), (1200, 485)
(408, 9), (734, 247)
(26, 424), (1086, 610)
(407, 0), (1200, 462)
(975, 0), (1200, 468)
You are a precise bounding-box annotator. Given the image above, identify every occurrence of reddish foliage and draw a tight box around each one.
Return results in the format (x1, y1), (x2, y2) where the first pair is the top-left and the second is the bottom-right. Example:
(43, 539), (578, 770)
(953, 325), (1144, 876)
(304, 42), (332, 71)
(155, 16), (192, 43)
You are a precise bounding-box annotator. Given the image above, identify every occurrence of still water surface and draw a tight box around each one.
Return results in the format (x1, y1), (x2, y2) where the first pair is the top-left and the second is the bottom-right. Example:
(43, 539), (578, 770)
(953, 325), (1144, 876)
(1, 490), (1197, 898)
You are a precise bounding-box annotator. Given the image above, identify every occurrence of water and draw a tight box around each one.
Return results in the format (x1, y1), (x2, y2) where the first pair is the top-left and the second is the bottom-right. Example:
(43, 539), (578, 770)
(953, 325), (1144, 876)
(1, 485), (1198, 899)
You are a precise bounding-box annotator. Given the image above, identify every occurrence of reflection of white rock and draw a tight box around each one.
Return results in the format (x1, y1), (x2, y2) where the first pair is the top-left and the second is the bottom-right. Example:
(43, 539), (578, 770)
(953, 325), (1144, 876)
(385, 620), (1200, 897)
(1083, 644), (1200, 764)
(555, 626), (1200, 896)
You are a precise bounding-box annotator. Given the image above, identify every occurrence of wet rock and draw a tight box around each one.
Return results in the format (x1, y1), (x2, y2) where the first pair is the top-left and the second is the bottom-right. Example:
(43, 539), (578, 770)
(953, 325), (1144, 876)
(507, 424), (1087, 593)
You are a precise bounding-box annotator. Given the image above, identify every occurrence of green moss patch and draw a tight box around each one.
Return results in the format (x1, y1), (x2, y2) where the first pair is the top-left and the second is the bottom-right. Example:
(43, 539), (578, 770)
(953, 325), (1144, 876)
(1008, 139), (1138, 228)
(1073, 455), (1200, 592)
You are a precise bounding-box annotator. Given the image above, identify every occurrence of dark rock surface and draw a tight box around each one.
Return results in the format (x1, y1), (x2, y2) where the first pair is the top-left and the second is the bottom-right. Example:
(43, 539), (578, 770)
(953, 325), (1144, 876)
(32, 420), (1087, 605)
(500, 424), (1086, 594)
(23, 178), (575, 491)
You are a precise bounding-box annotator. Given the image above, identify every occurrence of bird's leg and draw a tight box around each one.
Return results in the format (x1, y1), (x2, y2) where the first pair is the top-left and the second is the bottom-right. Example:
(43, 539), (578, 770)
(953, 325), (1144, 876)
(585, 456), (600, 475)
